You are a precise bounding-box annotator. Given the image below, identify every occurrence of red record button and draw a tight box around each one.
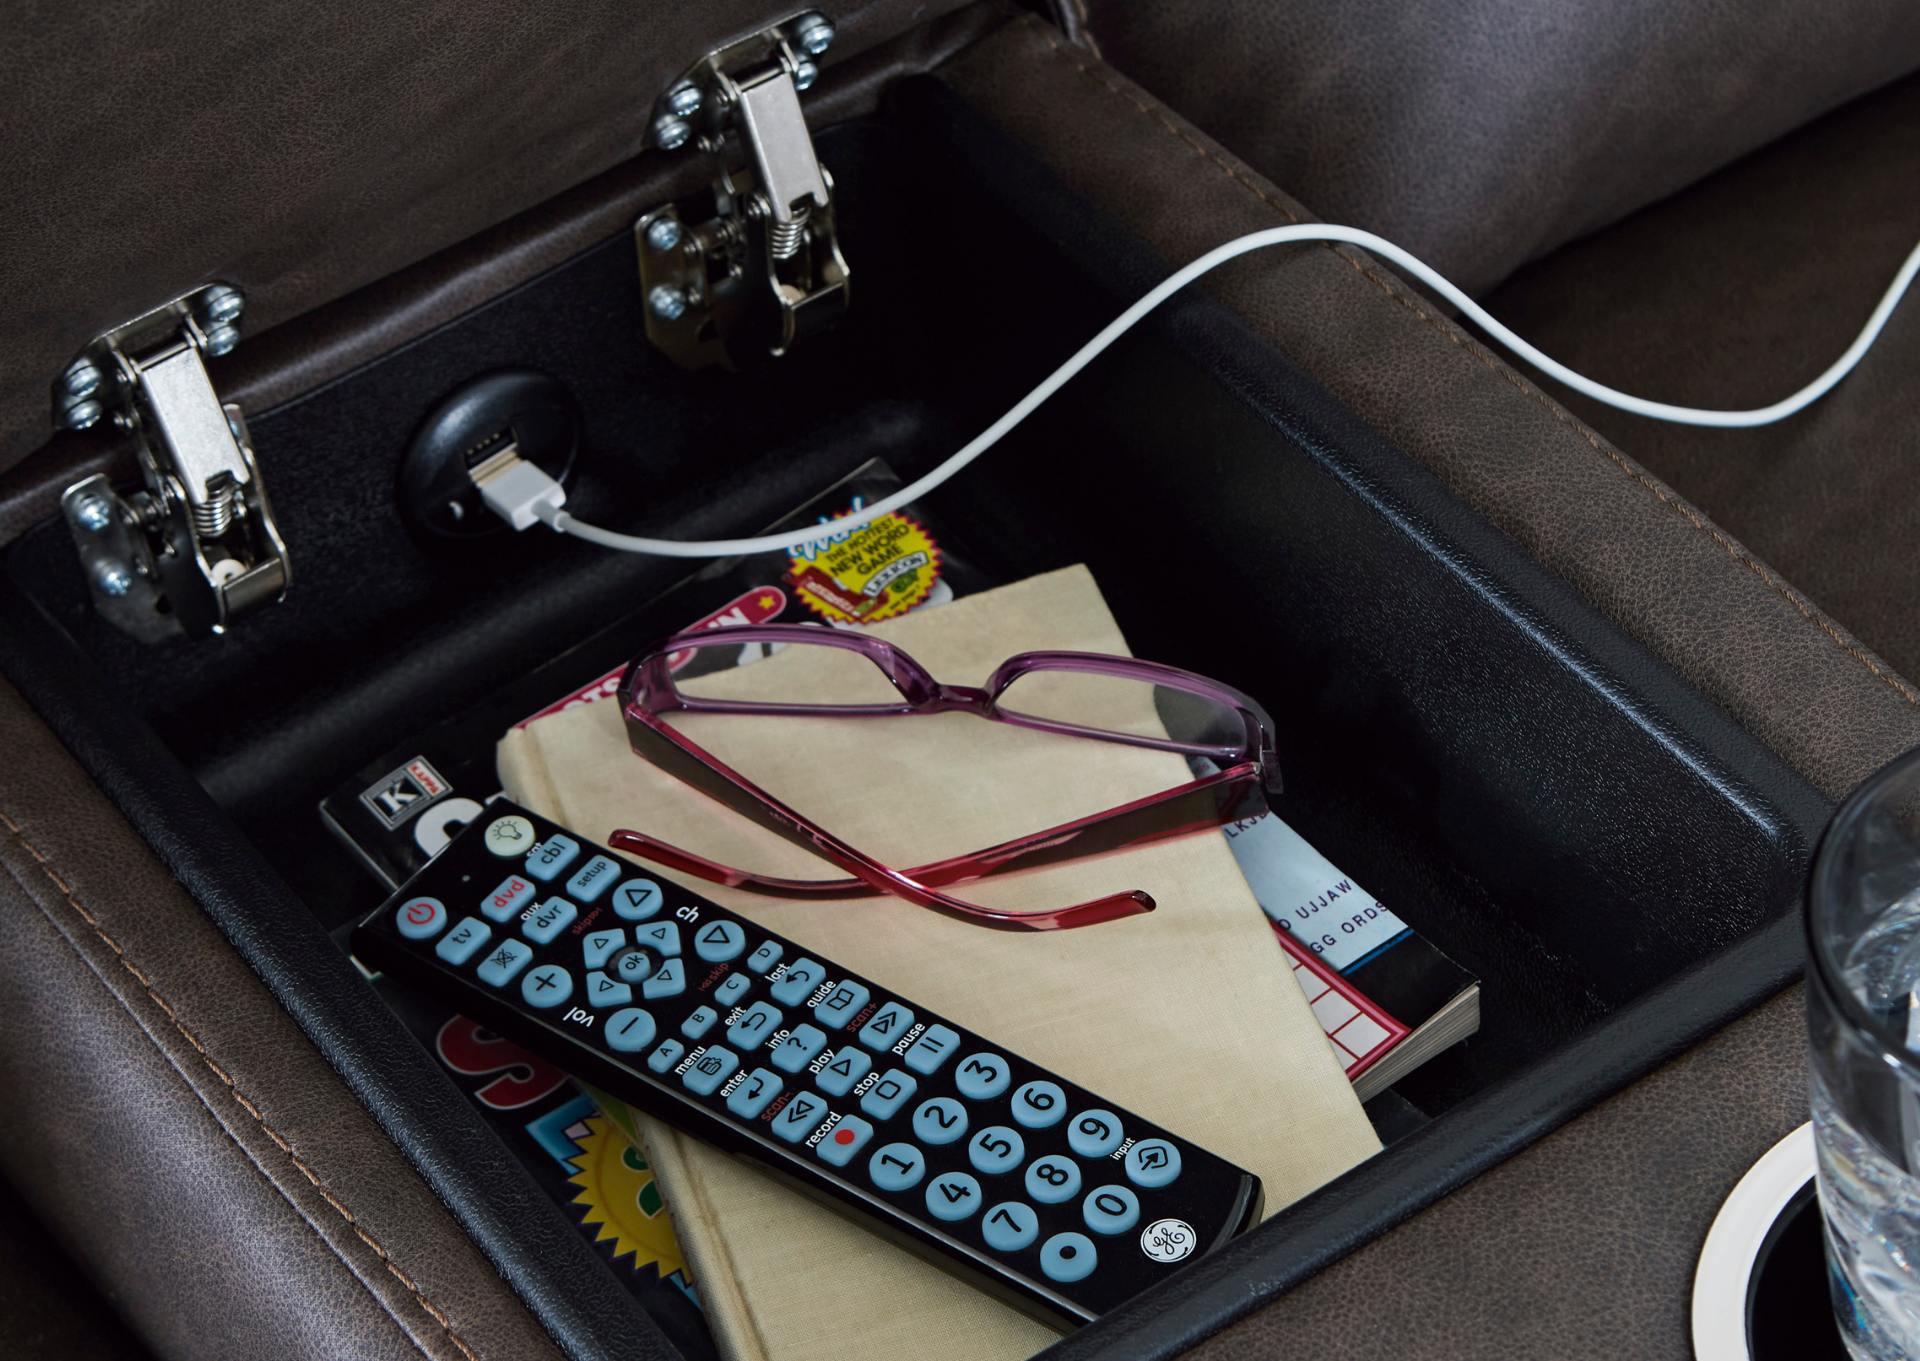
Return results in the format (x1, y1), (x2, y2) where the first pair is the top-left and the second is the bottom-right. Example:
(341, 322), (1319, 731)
(396, 896), (448, 941)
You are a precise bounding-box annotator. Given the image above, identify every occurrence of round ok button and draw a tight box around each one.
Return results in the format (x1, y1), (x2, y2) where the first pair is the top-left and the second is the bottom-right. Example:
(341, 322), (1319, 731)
(396, 897), (447, 940)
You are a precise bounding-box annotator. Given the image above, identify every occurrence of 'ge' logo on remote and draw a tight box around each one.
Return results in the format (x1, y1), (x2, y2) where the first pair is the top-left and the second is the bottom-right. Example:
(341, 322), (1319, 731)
(1140, 1218), (1195, 1263)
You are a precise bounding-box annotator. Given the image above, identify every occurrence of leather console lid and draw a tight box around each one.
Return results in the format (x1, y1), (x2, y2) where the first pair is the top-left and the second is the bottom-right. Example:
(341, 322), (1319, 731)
(0, 0), (972, 477)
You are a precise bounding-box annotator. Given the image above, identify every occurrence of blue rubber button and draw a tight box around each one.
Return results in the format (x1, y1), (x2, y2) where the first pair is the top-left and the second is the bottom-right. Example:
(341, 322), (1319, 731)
(683, 1045), (738, 1096)
(434, 916), (491, 965)
(771, 1023), (827, 1073)
(682, 1005), (719, 1039)
(727, 1001), (783, 1050)
(1039, 1232), (1098, 1284)
(1011, 1080), (1067, 1129)
(912, 1097), (969, 1146)
(612, 948), (655, 985)
(521, 964), (573, 1009)
(395, 897), (447, 940)
(771, 1091), (828, 1144)
(857, 1001), (914, 1053)
(1068, 1109), (1125, 1159)
(868, 1141), (925, 1192)
(982, 1202), (1040, 1252)
(746, 940), (782, 972)
(642, 958), (686, 1000)
(926, 1171), (983, 1223)
(581, 928), (626, 970)
(694, 920), (747, 963)
(769, 957), (826, 1005)
(726, 1068), (783, 1120)
(646, 1039), (685, 1074)
(815, 1047), (871, 1097)
(611, 878), (665, 921)
(522, 896), (577, 945)
(604, 1007), (656, 1053)
(859, 1069), (918, 1121)
(585, 970), (632, 1008)
(1025, 1154), (1082, 1205)
(635, 921), (681, 957)
(954, 1052), (1011, 1101)
(816, 1115), (874, 1167)
(903, 1024), (960, 1076)
(813, 980), (871, 1030)
(1124, 1138), (1182, 1189)
(564, 855), (621, 903)
(967, 1126), (1026, 1177)
(480, 874), (537, 923)
(524, 834), (580, 882)
(475, 938), (533, 987)
(715, 972), (752, 1006)
(1082, 1185), (1141, 1235)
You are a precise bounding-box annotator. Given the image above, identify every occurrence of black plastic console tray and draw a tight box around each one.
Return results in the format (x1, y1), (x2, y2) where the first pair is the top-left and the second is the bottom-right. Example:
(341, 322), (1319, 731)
(0, 78), (1828, 1361)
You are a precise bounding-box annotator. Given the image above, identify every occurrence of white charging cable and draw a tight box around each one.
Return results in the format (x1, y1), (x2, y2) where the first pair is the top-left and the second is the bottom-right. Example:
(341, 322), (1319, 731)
(482, 224), (1920, 559)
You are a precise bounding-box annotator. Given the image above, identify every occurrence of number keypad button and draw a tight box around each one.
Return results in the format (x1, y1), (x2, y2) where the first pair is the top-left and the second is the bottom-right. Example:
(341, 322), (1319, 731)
(926, 1171), (982, 1222)
(954, 1052), (1011, 1100)
(1039, 1232), (1097, 1284)
(869, 1141), (925, 1192)
(982, 1201), (1040, 1252)
(1067, 1109), (1124, 1159)
(1025, 1154), (1081, 1205)
(911, 1097), (969, 1146)
(1011, 1080), (1066, 1129)
(967, 1125), (1026, 1177)
(1082, 1185), (1141, 1236)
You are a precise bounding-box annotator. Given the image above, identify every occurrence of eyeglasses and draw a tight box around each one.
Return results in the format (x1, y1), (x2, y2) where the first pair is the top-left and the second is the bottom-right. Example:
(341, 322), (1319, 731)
(611, 624), (1282, 930)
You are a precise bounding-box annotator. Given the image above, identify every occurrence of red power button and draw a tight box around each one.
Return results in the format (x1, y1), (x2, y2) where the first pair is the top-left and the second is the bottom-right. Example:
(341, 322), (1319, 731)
(395, 897), (447, 940)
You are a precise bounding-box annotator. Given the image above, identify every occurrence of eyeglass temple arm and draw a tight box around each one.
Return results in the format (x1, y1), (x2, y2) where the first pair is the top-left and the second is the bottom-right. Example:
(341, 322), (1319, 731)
(609, 763), (1264, 899)
(622, 717), (1154, 930)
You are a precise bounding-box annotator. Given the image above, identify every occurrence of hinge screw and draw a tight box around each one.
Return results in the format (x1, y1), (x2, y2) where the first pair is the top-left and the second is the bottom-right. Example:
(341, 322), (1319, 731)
(94, 561), (133, 597)
(648, 285), (689, 321)
(792, 12), (835, 56)
(60, 396), (104, 430)
(73, 494), (114, 532)
(61, 358), (103, 400)
(666, 83), (704, 118)
(202, 322), (241, 357)
(654, 114), (693, 150)
(645, 217), (684, 252)
(198, 284), (246, 328)
(793, 58), (820, 91)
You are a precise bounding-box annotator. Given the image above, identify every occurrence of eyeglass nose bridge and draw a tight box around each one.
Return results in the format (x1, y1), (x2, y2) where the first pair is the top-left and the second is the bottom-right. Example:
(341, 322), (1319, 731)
(928, 682), (995, 714)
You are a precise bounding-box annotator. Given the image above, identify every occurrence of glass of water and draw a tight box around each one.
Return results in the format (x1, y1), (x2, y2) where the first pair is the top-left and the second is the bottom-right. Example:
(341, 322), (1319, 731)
(1811, 751), (1920, 1359)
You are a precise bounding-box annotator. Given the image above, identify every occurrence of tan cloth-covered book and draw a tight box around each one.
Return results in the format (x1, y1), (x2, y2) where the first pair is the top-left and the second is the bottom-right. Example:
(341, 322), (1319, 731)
(499, 565), (1378, 1361)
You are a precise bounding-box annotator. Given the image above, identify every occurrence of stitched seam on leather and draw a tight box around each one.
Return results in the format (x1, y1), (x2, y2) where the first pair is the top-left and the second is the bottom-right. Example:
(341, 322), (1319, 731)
(0, 808), (484, 1361)
(1027, 24), (1920, 712)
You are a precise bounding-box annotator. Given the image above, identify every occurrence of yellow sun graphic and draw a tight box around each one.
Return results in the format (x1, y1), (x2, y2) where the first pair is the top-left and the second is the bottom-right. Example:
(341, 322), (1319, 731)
(567, 1115), (688, 1283)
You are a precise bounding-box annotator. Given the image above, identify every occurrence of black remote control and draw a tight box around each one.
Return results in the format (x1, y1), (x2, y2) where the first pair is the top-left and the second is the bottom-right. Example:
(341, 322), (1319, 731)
(351, 801), (1262, 1326)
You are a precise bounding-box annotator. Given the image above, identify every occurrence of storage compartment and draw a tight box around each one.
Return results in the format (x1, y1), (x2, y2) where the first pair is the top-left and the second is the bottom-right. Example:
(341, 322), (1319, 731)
(0, 75), (1824, 1357)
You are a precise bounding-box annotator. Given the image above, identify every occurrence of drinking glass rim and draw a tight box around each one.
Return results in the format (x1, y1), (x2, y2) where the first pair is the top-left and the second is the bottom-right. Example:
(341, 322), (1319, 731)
(1807, 744), (1920, 1071)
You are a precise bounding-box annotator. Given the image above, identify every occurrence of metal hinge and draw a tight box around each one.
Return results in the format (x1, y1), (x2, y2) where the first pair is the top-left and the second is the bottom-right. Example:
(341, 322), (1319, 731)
(54, 284), (290, 641)
(634, 11), (850, 370)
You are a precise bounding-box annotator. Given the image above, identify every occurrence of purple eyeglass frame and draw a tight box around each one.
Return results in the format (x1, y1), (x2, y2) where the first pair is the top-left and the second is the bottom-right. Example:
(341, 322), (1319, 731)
(611, 623), (1283, 930)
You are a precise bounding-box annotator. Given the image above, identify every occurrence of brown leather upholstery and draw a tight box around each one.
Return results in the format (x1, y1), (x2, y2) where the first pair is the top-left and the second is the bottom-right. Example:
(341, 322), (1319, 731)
(0, 1178), (150, 1361)
(1481, 73), (1920, 689)
(0, 0), (976, 477)
(937, 19), (1920, 1358)
(0, 673), (566, 1361)
(1077, 0), (1920, 297)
